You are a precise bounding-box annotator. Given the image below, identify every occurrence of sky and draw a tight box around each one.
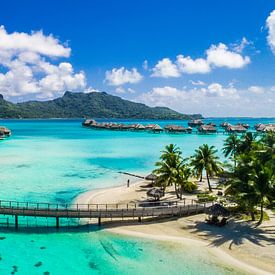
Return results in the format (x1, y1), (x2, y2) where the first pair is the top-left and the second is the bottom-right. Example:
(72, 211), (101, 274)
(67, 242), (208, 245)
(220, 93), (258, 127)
(0, 0), (275, 117)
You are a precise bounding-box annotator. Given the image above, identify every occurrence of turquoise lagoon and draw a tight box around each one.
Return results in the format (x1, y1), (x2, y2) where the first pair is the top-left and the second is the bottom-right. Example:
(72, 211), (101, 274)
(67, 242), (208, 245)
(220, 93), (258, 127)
(0, 118), (274, 274)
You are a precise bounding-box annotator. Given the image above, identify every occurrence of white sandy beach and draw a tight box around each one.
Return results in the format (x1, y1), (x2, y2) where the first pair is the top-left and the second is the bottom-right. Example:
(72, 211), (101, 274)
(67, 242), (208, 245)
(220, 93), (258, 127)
(75, 180), (275, 275)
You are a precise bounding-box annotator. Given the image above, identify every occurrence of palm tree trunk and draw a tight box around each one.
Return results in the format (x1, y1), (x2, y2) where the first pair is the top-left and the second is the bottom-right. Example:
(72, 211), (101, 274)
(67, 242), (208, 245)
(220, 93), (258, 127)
(180, 186), (183, 200)
(257, 199), (264, 225)
(199, 173), (202, 182)
(206, 172), (212, 192)
(174, 183), (180, 199)
(250, 211), (255, 221)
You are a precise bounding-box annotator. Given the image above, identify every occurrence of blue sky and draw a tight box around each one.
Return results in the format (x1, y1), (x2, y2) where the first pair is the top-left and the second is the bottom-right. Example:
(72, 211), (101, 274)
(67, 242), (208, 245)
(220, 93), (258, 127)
(0, 0), (275, 116)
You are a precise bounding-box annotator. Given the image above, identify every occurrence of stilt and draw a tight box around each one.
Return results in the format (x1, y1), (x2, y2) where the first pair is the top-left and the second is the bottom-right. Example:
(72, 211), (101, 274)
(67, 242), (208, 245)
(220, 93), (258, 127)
(56, 217), (59, 229)
(15, 215), (18, 230)
(98, 217), (101, 226)
(138, 216), (141, 222)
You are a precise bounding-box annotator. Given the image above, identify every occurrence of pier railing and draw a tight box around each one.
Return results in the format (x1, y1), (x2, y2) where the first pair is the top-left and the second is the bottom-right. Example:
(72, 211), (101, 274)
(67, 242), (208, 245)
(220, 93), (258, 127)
(0, 198), (213, 229)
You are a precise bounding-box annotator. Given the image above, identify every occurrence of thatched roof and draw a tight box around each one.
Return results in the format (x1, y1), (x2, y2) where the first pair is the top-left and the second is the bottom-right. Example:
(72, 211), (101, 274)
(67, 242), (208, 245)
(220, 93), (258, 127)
(226, 125), (247, 133)
(135, 124), (145, 130)
(198, 125), (217, 133)
(188, 119), (203, 127)
(165, 125), (186, 132)
(206, 204), (230, 217)
(82, 119), (97, 126)
(145, 173), (157, 181)
(220, 122), (231, 128)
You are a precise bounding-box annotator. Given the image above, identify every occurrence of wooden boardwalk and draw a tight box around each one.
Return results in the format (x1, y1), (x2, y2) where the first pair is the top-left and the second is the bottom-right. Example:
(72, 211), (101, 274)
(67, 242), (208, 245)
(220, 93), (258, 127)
(0, 199), (213, 229)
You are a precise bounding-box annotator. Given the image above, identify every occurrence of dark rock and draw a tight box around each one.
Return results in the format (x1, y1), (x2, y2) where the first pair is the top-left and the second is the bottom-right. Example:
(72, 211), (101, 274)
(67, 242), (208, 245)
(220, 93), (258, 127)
(34, 261), (42, 267)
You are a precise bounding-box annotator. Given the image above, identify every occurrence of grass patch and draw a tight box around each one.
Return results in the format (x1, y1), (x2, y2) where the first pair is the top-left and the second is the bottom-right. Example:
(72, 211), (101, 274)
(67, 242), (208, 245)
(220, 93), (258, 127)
(240, 211), (269, 221)
(197, 193), (217, 203)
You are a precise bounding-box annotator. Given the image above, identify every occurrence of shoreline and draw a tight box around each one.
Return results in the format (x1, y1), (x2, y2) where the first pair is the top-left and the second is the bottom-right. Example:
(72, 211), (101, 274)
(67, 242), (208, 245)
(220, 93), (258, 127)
(74, 180), (275, 275)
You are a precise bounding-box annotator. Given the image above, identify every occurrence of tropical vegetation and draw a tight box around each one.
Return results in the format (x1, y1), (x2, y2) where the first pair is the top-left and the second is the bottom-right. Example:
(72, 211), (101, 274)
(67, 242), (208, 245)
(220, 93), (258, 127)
(153, 131), (275, 225)
(0, 92), (202, 119)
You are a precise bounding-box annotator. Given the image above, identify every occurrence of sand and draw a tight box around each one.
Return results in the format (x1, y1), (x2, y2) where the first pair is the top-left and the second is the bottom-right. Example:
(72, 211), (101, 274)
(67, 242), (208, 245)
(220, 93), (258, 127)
(75, 180), (275, 275)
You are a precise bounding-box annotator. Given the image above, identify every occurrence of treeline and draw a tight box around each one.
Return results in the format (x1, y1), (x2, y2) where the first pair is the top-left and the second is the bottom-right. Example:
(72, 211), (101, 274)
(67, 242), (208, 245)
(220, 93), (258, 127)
(0, 91), (202, 120)
(153, 132), (275, 224)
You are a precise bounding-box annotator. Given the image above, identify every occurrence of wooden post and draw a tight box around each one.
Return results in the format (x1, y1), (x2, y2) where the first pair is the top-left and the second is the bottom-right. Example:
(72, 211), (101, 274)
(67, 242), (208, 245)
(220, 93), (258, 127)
(15, 215), (18, 230)
(138, 216), (141, 222)
(98, 217), (101, 226)
(56, 217), (59, 229)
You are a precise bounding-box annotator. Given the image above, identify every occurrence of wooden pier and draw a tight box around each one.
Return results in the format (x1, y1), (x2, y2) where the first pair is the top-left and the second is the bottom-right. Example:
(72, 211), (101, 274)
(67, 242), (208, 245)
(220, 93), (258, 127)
(0, 199), (213, 229)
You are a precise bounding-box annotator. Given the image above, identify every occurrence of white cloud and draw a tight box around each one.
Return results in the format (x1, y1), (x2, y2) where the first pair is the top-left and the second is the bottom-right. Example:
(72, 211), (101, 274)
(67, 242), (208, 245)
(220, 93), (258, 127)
(115, 87), (135, 94)
(189, 80), (206, 86)
(151, 58), (180, 78)
(266, 10), (275, 53)
(151, 41), (250, 78)
(0, 25), (70, 58)
(138, 83), (275, 117)
(248, 86), (265, 94)
(177, 55), (210, 74)
(83, 87), (100, 93)
(143, 60), (148, 70)
(232, 37), (250, 53)
(206, 43), (250, 68)
(105, 67), (142, 86)
(0, 26), (86, 100)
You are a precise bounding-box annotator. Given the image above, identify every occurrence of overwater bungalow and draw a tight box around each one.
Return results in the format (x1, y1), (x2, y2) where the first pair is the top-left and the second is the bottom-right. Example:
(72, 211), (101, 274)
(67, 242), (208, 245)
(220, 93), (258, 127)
(82, 119), (97, 127)
(237, 123), (250, 129)
(255, 123), (275, 132)
(133, 124), (145, 131)
(0, 126), (11, 138)
(152, 124), (163, 133)
(263, 124), (275, 132)
(226, 125), (247, 133)
(108, 123), (120, 130)
(220, 122), (231, 128)
(207, 122), (216, 127)
(165, 125), (188, 133)
(145, 124), (163, 133)
(188, 119), (204, 127)
(198, 125), (217, 133)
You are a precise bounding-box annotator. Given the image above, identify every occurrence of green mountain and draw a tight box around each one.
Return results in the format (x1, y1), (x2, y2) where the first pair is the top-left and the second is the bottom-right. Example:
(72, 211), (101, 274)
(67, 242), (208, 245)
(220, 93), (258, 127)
(0, 91), (202, 119)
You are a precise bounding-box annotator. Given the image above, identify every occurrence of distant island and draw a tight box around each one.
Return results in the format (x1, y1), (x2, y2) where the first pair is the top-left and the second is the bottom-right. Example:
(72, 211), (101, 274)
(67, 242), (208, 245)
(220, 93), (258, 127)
(0, 91), (202, 120)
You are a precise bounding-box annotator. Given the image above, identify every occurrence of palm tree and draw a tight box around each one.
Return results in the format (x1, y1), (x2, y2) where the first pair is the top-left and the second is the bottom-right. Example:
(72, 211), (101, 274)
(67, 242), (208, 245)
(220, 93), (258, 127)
(238, 132), (257, 153)
(176, 166), (197, 199)
(226, 151), (274, 224)
(252, 164), (274, 225)
(154, 144), (182, 196)
(191, 144), (222, 192)
(190, 151), (204, 182)
(222, 134), (240, 168)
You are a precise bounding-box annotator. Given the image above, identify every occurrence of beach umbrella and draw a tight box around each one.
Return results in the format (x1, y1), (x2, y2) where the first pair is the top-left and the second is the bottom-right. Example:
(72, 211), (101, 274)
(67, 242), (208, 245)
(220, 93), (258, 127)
(205, 204), (230, 217)
(145, 173), (157, 182)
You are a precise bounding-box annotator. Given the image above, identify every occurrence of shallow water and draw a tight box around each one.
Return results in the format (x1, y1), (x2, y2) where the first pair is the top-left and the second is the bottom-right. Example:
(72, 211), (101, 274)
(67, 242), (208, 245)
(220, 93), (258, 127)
(0, 118), (273, 274)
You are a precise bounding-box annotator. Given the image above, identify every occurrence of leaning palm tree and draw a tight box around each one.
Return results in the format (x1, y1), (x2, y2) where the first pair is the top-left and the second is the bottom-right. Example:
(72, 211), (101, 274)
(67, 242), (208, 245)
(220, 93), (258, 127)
(191, 144), (222, 192)
(222, 134), (240, 168)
